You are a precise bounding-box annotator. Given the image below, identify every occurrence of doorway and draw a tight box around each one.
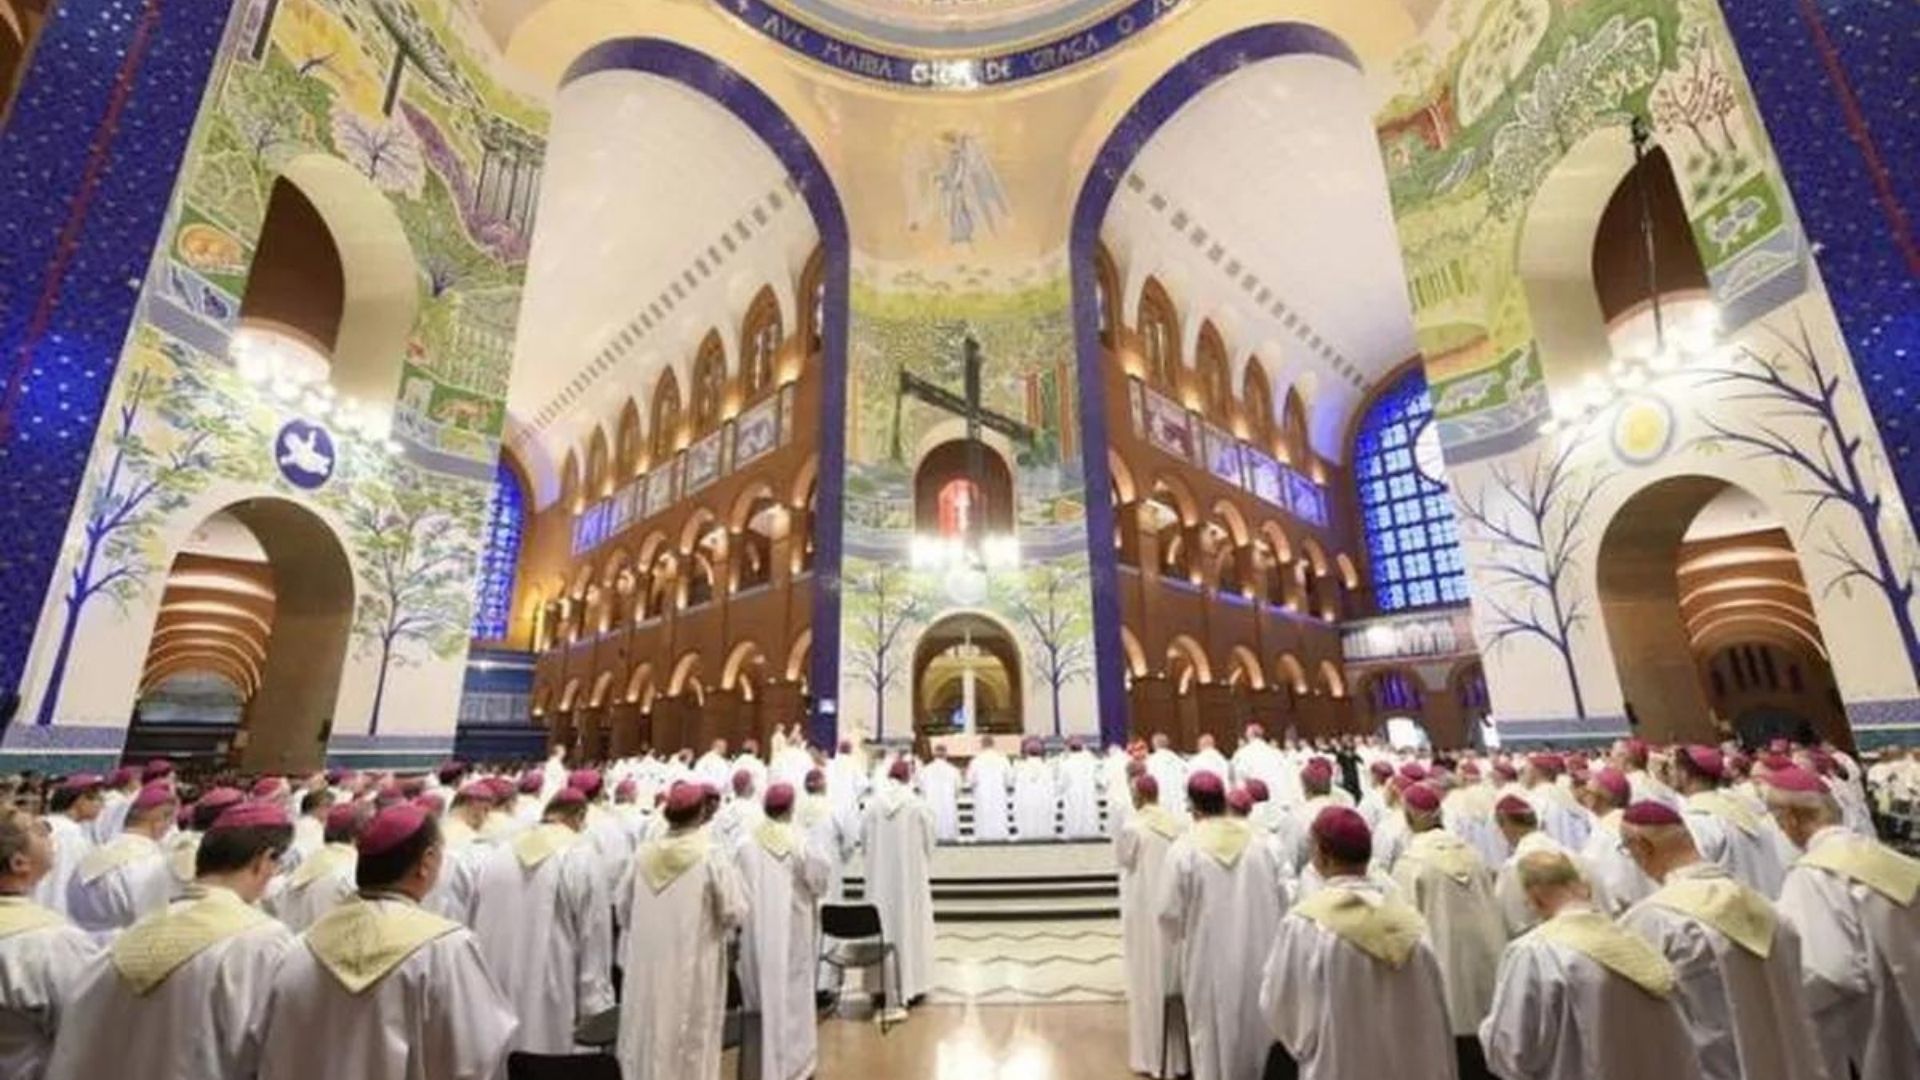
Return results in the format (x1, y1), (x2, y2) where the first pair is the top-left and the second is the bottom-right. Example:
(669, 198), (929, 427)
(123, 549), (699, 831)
(1597, 477), (1847, 747)
(130, 498), (354, 770)
(912, 613), (1023, 738)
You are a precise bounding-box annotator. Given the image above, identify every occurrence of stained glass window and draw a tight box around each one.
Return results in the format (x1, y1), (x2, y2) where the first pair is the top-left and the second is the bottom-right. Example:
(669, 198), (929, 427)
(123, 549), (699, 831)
(473, 461), (525, 640)
(1354, 368), (1469, 612)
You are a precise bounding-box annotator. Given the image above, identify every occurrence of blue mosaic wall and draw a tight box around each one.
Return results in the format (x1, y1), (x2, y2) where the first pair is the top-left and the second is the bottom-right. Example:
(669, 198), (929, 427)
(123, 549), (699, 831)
(1720, 0), (1920, 531)
(0, 0), (235, 695)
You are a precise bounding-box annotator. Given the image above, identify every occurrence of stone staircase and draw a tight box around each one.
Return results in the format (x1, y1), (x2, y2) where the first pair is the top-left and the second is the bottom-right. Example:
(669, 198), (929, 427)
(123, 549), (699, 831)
(844, 834), (1120, 923)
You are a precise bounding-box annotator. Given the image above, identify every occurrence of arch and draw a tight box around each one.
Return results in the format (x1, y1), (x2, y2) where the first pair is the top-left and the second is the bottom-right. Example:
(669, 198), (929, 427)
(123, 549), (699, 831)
(1300, 537), (1330, 577)
(797, 245), (827, 353)
(666, 652), (703, 697)
(585, 425), (611, 498)
(1243, 357), (1276, 447)
(1137, 277), (1182, 390)
(1227, 645), (1266, 690)
(1279, 387), (1310, 467)
(124, 498), (353, 768)
(559, 449), (581, 512)
(558, 676), (584, 712)
(588, 669), (616, 708)
(1335, 553), (1360, 590)
(1195, 321), (1232, 421)
(624, 661), (657, 708)
(649, 367), (683, 464)
(1275, 653), (1308, 694)
(678, 507), (725, 557)
(689, 329), (728, 437)
(1207, 498), (1251, 548)
(785, 630), (812, 682)
(1259, 520), (1295, 564)
(615, 399), (642, 479)
(1319, 660), (1347, 698)
(728, 480), (781, 533)
(238, 153), (418, 408)
(914, 438), (1016, 537)
(739, 285), (782, 402)
(1166, 635), (1213, 686)
(721, 640), (768, 690)
(1094, 244), (1123, 344)
(911, 611), (1026, 737)
(1352, 364), (1469, 610)
(1118, 625), (1149, 678)
(1147, 473), (1198, 526)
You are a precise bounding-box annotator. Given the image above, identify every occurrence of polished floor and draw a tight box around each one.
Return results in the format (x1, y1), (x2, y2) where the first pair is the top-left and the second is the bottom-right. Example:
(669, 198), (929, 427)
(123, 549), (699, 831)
(816, 1002), (1134, 1079)
(929, 919), (1125, 1004)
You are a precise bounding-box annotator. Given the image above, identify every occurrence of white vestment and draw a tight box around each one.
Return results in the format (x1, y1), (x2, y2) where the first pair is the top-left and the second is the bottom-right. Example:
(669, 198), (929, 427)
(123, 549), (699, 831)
(1683, 793), (1790, 898)
(1117, 809), (1186, 1077)
(1012, 756), (1058, 842)
(0, 901), (98, 1080)
(1479, 907), (1705, 1080)
(861, 784), (938, 1000)
(1230, 740), (1283, 794)
(966, 751), (1013, 842)
(47, 887), (295, 1080)
(616, 828), (748, 1080)
(1261, 878), (1457, 1080)
(1101, 751), (1134, 838)
(1774, 827), (1920, 1080)
(1148, 750), (1191, 816)
(424, 822), (490, 925)
(918, 759), (962, 842)
(694, 752), (734, 791)
(1057, 751), (1103, 839)
(1577, 810), (1657, 916)
(1620, 863), (1829, 1080)
(64, 834), (173, 936)
(734, 822), (830, 1080)
(1494, 831), (1609, 938)
(270, 843), (358, 932)
(90, 793), (129, 846)
(1189, 749), (1230, 787)
(470, 826), (614, 1055)
(30, 817), (90, 917)
(258, 896), (519, 1080)
(825, 754), (869, 827)
(798, 794), (856, 901)
(1157, 819), (1286, 1080)
(1390, 830), (1506, 1037)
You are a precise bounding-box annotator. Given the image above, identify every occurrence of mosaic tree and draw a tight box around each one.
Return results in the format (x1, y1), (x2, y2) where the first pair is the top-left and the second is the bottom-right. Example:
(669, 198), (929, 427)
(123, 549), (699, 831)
(843, 562), (925, 741)
(997, 560), (1092, 737)
(1453, 438), (1606, 718)
(34, 350), (245, 726)
(337, 466), (478, 733)
(1692, 317), (1920, 680)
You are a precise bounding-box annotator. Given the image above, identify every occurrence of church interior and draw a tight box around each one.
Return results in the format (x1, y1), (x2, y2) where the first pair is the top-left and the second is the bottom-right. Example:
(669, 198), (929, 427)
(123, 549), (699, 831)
(0, 0), (1915, 1073)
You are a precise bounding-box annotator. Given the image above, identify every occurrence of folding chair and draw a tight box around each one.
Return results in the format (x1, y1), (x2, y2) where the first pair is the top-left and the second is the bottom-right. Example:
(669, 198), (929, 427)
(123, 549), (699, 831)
(1161, 992), (1190, 1078)
(818, 902), (903, 1033)
(507, 1052), (621, 1080)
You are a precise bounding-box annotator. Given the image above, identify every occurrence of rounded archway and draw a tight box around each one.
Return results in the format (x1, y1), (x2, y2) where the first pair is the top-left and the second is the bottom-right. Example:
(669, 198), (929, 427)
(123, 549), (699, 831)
(911, 612), (1023, 738)
(130, 498), (354, 771)
(1597, 476), (1846, 746)
(914, 438), (1015, 540)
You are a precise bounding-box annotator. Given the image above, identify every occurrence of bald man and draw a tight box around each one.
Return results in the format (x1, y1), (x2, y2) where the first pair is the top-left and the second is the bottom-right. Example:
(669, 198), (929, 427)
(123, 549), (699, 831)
(1617, 801), (1827, 1080)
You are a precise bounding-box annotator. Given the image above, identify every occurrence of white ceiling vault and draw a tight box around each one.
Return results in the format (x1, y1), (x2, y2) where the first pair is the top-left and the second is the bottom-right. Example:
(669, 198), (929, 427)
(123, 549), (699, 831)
(506, 69), (821, 507)
(1100, 51), (1418, 463)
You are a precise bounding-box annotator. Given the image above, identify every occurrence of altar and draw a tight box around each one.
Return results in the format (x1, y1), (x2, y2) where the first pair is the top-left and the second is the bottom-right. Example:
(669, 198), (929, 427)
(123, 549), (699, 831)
(927, 731), (1029, 760)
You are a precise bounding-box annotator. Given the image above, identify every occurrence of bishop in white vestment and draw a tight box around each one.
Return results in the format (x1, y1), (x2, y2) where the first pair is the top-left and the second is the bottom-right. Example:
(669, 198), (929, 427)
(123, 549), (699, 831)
(1265, 805), (1456, 1080)
(1058, 738), (1104, 839)
(966, 738), (1014, 842)
(1012, 740), (1059, 842)
(259, 805), (520, 1080)
(1615, 800), (1829, 1080)
(271, 801), (364, 932)
(0, 806), (100, 1080)
(1391, 784), (1505, 1079)
(617, 783), (749, 1080)
(734, 784), (830, 1080)
(48, 801), (298, 1080)
(64, 782), (177, 936)
(30, 777), (102, 918)
(1117, 775), (1186, 1078)
(919, 747), (963, 842)
(470, 788), (614, 1055)
(1157, 772), (1285, 1080)
(862, 759), (939, 1004)
(1764, 765), (1920, 1080)
(1478, 850), (1704, 1080)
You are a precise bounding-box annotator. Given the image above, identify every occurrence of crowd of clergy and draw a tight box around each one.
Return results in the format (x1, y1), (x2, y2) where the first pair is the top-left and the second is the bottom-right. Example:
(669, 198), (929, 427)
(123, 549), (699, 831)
(1110, 726), (1919, 1080)
(0, 725), (945, 1080)
(0, 721), (1914, 1080)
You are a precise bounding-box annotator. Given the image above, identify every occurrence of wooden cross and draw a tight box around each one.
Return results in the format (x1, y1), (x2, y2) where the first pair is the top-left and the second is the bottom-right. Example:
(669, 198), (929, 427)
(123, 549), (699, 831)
(891, 333), (1035, 552)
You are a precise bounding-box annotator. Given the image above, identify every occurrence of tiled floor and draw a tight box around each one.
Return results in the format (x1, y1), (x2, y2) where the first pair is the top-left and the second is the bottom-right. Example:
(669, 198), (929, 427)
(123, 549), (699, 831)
(929, 919), (1126, 1005)
(817, 1002), (1134, 1079)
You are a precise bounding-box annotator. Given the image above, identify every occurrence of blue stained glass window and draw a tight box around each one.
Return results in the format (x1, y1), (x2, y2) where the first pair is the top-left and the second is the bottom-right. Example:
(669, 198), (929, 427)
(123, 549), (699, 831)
(1354, 368), (1469, 612)
(472, 461), (526, 640)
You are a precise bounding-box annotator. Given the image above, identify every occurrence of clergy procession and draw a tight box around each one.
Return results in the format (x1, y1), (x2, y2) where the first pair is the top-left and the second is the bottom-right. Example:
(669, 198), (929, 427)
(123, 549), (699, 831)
(0, 723), (1916, 1080)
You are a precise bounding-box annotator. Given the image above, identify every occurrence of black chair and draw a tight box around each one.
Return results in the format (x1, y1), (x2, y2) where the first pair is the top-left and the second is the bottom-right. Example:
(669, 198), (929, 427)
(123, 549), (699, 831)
(818, 902), (902, 1033)
(507, 1052), (621, 1080)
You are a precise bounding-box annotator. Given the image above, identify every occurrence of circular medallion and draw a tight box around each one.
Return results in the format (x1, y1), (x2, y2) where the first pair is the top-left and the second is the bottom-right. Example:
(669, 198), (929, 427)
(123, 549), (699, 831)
(274, 419), (337, 490)
(1610, 394), (1675, 466)
(943, 563), (988, 606)
(1414, 420), (1447, 484)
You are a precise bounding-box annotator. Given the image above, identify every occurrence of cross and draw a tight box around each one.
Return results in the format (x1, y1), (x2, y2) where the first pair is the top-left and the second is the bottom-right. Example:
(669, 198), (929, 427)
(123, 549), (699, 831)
(892, 332), (1035, 553)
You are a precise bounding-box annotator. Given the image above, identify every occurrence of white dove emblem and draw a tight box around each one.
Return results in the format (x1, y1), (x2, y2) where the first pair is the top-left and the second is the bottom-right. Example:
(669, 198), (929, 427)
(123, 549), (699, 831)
(279, 427), (333, 478)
